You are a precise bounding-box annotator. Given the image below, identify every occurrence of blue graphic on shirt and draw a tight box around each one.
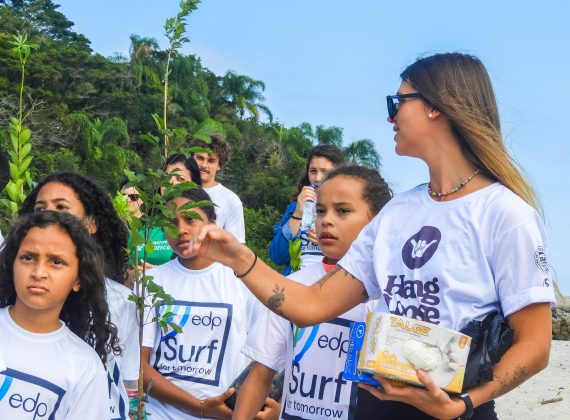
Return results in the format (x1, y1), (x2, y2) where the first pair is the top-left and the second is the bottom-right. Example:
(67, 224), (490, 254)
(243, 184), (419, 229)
(283, 318), (357, 420)
(107, 362), (127, 420)
(160, 304), (192, 341)
(153, 301), (232, 386)
(401, 226), (441, 269)
(0, 368), (66, 420)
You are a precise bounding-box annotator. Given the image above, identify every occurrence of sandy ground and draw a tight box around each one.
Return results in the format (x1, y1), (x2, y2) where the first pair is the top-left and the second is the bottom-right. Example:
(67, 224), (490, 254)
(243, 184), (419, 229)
(494, 340), (570, 419)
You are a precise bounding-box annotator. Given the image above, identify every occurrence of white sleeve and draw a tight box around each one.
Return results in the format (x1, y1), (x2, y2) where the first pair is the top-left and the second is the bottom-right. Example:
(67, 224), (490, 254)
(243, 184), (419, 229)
(66, 359), (110, 420)
(338, 213), (381, 299)
(493, 216), (556, 317)
(120, 301), (140, 381)
(225, 196), (246, 243)
(242, 306), (288, 372)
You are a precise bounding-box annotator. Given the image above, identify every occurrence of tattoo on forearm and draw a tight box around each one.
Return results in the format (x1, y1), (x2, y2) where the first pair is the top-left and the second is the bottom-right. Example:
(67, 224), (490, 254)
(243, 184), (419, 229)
(267, 284), (285, 316)
(490, 365), (530, 399)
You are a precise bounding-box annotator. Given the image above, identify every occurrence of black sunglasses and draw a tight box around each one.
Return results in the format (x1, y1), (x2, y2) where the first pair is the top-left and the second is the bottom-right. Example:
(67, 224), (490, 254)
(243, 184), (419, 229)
(127, 194), (140, 202)
(386, 93), (424, 120)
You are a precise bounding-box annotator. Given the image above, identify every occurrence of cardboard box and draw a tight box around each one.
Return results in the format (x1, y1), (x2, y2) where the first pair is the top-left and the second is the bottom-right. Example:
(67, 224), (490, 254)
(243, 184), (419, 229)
(357, 312), (471, 393)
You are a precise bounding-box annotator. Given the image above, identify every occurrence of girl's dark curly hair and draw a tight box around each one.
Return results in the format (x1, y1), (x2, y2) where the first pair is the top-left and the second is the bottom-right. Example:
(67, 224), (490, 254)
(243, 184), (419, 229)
(0, 211), (121, 363)
(20, 172), (128, 284)
(323, 165), (393, 216)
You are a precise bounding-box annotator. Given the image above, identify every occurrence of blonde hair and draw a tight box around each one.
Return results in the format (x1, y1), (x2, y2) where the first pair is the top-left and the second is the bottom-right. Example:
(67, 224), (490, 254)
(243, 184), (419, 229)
(401, 53), (539, 210)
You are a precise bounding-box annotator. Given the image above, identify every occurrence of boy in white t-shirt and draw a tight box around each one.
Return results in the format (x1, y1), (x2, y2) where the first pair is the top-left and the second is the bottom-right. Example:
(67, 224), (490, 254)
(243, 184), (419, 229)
(234, 165), (392, 419)
(190, 134), (246, 243)
(142, 188), (261, 420)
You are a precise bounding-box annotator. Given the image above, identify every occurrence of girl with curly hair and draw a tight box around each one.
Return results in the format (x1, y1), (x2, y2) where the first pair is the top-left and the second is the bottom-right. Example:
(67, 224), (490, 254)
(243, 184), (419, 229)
(21, 172), (138, 420)
(0, 211), (116, 419)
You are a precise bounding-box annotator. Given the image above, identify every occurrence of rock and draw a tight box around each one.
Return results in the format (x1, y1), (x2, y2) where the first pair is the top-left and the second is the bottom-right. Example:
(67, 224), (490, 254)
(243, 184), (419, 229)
(552, 304), (570, 341)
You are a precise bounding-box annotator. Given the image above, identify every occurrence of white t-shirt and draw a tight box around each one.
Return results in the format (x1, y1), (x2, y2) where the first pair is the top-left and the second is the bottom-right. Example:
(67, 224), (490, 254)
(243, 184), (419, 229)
(105, 279), (139, 420)
(339, 183), (556, 331)
(0, 307), (109, 420)
(142, 259), (262, 419)
(298, 231), (324, 270)
(243, 262), (377, 420)
(205, 183), (246, 243)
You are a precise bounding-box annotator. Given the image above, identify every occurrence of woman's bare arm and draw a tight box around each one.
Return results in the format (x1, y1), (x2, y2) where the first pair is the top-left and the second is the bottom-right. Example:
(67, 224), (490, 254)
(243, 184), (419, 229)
(190, 224), (367, 326)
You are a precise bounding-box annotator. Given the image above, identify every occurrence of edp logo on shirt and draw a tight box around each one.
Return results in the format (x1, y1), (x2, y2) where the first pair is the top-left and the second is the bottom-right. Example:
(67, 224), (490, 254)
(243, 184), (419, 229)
(0, 369), (65, 419)
(153, 301), (232, 386)
(284, 318), (356, 419)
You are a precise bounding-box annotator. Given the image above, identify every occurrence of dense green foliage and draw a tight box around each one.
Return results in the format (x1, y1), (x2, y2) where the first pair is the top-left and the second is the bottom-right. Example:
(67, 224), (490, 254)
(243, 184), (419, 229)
(0, 0), (381, 265)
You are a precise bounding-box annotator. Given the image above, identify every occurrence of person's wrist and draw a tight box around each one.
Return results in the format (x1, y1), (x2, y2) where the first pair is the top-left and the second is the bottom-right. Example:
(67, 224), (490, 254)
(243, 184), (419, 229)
(454, 394), (472, 419)
(233, 247), (256, 276)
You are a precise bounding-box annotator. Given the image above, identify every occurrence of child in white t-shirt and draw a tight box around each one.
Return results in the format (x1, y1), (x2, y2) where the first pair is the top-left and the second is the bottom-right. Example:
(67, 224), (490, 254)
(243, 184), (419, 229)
(141, 188), (261, 420)
(21, 173), (139, 419)
(234, 165), (393, 419)
(0, 211), (112, 419)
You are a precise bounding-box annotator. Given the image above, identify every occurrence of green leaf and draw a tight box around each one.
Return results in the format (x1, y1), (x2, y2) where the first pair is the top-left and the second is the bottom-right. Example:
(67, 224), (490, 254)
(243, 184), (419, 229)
(18, 127), (31, 144)
(140, 133), (159, 145)
(10, 131), (19, 152)
(8, 162), (18, 180)
(163, 225), (179, 238)
(20, 156), (32, 173)
(168, 322), (183, 334)
(6, 183), (19, 201)
(145, 242), (155, 254)
(21, 142), (31, 158)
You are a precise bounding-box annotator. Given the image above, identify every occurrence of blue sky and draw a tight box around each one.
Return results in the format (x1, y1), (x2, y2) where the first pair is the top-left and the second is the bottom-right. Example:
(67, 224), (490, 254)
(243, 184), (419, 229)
(55, 0), (570, 294)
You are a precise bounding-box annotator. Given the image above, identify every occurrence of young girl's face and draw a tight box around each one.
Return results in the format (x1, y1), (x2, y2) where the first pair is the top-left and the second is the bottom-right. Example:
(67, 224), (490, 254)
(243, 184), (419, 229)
(34, 182), (96, 233)
(308, 156), (335, 187)
(315, 176), (372, 263)
(165, 197), (211, 259)
(13, 225), (80, 315)
(166, 162), (192, 185)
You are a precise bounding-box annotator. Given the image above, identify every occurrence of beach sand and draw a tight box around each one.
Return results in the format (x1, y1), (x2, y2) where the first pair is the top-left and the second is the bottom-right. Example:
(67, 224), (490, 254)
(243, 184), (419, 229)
(494, 340), (569, 419)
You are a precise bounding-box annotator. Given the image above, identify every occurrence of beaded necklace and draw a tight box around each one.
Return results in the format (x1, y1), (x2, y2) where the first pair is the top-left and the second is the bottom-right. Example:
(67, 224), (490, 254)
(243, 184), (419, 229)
(428, 169), (480, 199)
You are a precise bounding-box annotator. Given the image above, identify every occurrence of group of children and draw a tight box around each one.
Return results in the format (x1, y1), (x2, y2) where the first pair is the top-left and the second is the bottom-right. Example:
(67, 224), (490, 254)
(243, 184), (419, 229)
(0, 130), (385, 419)
(0, 52), (556, 420)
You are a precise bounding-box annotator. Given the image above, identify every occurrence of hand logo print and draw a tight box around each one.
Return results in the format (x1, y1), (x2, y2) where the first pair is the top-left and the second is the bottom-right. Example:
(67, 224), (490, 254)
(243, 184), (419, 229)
(402, 226), (442, 269)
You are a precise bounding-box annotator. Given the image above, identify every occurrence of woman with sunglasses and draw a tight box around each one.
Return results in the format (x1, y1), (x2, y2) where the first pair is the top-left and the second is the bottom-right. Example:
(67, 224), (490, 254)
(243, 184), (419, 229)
(185, 53), (555, 419)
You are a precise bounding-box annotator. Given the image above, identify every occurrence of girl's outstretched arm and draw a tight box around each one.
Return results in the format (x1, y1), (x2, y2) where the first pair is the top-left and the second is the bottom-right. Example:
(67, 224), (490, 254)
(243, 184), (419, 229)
(189, 224), (367, 326)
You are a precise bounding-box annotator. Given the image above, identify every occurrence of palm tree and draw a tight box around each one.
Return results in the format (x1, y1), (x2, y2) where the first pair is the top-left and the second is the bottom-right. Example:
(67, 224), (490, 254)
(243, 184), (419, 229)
(220, 70), (273, 121)
(314, 124), (381, 169)
(129, 34), (162, 91)
(315, 124), (343, 148)
(343, 138), (381, 169)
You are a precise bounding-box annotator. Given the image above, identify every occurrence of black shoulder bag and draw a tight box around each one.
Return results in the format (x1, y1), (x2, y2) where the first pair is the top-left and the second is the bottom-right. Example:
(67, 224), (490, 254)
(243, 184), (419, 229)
(459, 311), (514, 392)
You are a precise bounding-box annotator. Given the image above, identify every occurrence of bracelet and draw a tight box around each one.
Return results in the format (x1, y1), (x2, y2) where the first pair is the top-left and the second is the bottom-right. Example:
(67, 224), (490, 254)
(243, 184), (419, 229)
(234, 252), (258, 278)
(290, 214), (302, 220)
(200, 398), (205, 418)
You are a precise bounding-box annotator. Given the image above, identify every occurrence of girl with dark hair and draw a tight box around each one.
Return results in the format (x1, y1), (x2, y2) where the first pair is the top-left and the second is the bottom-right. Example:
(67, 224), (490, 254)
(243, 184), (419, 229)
(235, 165), (392, 419)
(165, 153), (202, 187)
(141, 188), (262, 420)
(269, 144), (345, 274)
(20, 172), (138, 420)
(0, 211), (114, 419)
(185, 53), (555, 419)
